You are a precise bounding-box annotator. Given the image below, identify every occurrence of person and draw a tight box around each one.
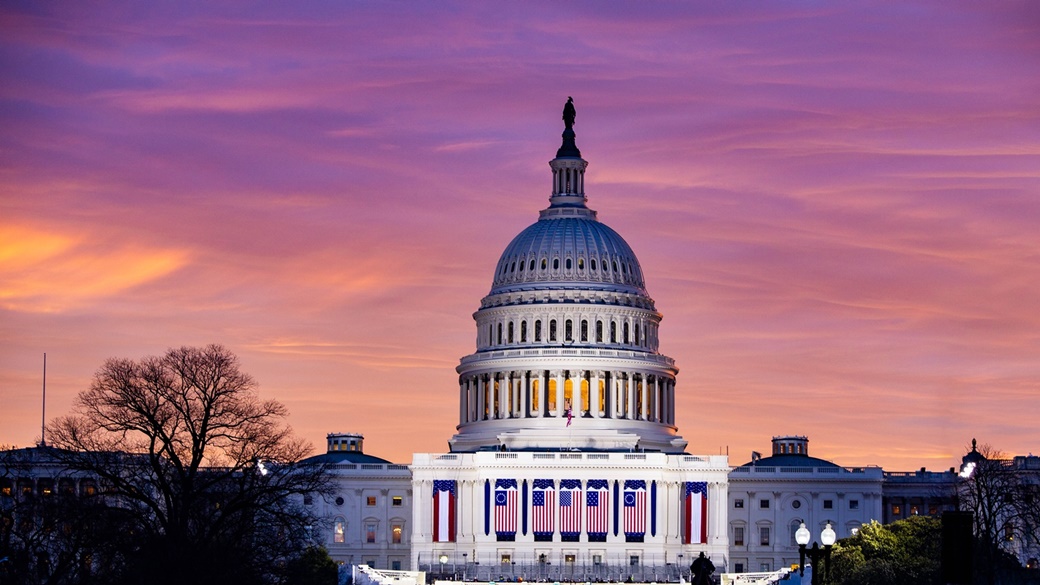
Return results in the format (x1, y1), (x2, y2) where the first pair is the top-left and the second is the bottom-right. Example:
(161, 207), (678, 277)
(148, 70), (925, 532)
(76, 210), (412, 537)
(690, 552), (715, 585)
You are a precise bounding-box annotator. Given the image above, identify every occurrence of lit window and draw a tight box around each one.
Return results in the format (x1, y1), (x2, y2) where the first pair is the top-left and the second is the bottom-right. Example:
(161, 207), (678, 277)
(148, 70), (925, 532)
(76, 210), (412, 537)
(392, 524), (402, 544)
(366, 523), (377, 543)
(392, 496), (403, 506)
(367, 496), (376, 506)
(334, 520), (345, 543)
(578, 258), (584, 269)
(892, 504), (902, 516)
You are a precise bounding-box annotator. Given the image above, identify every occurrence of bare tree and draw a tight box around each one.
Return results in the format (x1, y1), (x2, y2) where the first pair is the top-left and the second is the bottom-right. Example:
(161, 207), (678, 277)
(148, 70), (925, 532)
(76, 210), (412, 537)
(958, 441), (1040, 584)
(46, 344), (332, 585)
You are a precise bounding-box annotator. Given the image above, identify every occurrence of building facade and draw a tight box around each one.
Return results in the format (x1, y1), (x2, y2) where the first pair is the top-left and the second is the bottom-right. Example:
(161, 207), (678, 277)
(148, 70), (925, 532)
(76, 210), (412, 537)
(409, 100), (731, 581)
(728, 436), (883, 574)
(305, 433), (413, 570)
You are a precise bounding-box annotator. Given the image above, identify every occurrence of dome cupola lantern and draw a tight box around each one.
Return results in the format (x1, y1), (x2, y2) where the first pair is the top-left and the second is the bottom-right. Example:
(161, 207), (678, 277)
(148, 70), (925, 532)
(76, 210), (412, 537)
(550, 97), (589, 207)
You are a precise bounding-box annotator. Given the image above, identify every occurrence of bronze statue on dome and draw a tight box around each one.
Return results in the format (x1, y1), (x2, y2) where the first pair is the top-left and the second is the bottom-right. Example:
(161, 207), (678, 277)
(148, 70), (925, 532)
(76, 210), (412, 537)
(563, 97), (576, 129)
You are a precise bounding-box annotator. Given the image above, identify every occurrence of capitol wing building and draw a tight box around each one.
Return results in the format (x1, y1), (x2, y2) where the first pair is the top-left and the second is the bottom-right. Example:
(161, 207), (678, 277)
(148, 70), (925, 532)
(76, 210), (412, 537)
(410, 101), (730, 578)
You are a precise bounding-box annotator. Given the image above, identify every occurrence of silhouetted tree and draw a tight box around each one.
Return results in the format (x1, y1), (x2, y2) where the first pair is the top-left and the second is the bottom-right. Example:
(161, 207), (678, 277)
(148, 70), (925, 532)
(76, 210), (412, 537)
(46, 345), (332, 585)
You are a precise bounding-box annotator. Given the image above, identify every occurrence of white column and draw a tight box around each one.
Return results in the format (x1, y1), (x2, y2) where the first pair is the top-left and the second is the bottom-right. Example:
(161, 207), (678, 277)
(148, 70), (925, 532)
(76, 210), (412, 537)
(523, 371), (531, 418)
(591, 371), (601, 418)
(573, 370), (584, 416)
(641, 376), (650, 420)
(626, 374), (635, 419)
(555, 370), (565, 418)
(477, 376), (486, 421)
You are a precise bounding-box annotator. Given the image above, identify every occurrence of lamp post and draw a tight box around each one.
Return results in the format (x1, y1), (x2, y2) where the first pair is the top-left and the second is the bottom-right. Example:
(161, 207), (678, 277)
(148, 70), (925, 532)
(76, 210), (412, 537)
(796, 522), (836, 584)
(678, 554), (684, 581)
(462, 553), (468, 581)
(440, 554), (448, 579)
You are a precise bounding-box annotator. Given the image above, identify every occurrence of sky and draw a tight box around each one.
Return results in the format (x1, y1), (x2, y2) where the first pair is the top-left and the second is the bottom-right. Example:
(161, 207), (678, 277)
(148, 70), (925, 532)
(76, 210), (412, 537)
(2, 2), (1039, 471)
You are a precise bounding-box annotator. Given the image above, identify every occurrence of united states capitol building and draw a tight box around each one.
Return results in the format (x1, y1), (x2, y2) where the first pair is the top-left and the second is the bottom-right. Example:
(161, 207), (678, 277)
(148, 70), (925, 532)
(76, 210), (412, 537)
(308, 101), (922, 578)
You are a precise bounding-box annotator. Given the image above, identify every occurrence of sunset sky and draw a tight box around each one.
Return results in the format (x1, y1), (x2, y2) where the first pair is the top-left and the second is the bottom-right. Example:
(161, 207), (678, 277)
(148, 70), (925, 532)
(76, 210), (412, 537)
(2, 2), (1039, 471)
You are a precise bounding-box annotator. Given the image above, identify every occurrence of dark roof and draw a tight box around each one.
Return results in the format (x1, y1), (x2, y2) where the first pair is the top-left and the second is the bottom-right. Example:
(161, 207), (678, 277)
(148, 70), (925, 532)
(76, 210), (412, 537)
(740, 454), (840, 468)
(301, 451), (393, 465)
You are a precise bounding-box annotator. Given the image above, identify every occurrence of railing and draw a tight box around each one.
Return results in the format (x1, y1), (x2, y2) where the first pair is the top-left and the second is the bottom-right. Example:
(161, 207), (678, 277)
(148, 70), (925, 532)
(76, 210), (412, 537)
(459, 347), (676, 368)
(421, 562), (686, 584)
(731, 465), (882, 477)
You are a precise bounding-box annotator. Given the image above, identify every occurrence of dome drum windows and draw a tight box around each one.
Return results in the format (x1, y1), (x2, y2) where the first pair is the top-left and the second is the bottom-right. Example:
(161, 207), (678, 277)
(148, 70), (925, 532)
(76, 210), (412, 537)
(520, 321), (527, 343)
(535, 320), (542, 342)
(549, 319), (557, 342)
(565, 319), (573, 342)
(580, 320), (589, 342)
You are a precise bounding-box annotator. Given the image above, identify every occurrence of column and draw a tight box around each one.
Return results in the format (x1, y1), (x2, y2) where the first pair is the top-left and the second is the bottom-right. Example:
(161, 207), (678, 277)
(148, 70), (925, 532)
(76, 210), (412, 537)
(626, 374), (635, 419)
(591, 370), (601, 418)
(573, 370), (584, 416)
(520, 370), (528, 416)
(641, 376), (650, 420)
(460, 380), (466, 424)
(555, 370), (565, 418)
(477, 376), (486, 421)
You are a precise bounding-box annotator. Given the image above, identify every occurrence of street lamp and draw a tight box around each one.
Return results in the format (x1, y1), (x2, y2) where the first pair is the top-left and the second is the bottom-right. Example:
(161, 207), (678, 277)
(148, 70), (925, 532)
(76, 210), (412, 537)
(678, 554), (684, 581)
(440, 554), (448, 578)
(462, 553), (468, 581)
(796, 522), (837, 584)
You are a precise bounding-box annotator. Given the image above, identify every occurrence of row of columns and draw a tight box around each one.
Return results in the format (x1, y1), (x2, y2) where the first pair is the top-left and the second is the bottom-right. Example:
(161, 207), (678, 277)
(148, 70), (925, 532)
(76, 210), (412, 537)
(458, 370), (675, 426)
(553, 166), (585, 195)
(413, 478), (726, 543)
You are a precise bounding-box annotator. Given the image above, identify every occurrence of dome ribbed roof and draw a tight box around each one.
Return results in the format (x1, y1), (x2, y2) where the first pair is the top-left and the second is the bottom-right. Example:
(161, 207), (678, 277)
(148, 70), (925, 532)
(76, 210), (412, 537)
(489, 213), (647, 297)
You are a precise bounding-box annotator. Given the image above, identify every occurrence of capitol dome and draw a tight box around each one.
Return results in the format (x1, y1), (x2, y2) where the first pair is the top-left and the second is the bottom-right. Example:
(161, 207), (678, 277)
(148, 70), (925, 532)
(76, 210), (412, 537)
(449, 99), (687, 454)
(490, 214), (648, 297)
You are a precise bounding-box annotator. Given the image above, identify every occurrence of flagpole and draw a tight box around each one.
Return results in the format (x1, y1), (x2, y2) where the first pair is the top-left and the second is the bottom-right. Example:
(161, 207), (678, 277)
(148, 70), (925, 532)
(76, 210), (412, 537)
(40, 352), (47, 446)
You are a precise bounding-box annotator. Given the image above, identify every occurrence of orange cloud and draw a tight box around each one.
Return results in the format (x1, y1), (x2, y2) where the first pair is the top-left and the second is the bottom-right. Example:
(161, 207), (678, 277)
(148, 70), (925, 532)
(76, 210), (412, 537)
(0, 224), (189, 313)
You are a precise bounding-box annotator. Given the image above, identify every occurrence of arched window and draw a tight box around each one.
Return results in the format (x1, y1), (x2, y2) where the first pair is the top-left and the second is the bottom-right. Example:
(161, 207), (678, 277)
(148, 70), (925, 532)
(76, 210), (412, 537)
(623, 322), (630, 344)
(553, 258), (560, 270)
(529, 259), (535, 271)
(535, 320), (542, 341)
(634, 322), (641, 346)
(508, 322), (514, 343)
(520, 321), (527, 342)
(511, 261), (516, 273)
(334, 518), (346, 543)
(613, 261), (619, 273)
(596, 321), (604, 343)
(497, 323), (502, 345)
(610, 322), (617, 343)
(549, 319), (557, 342)
(565, 319), (573, 342)
(581, 320), (589, 342)
(541, 258), (548, 270)
(578, 257), (584, 270)
(519, 260), (525, 272)
(566, 258), (572, 270)
(591, 258), (598, 271)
